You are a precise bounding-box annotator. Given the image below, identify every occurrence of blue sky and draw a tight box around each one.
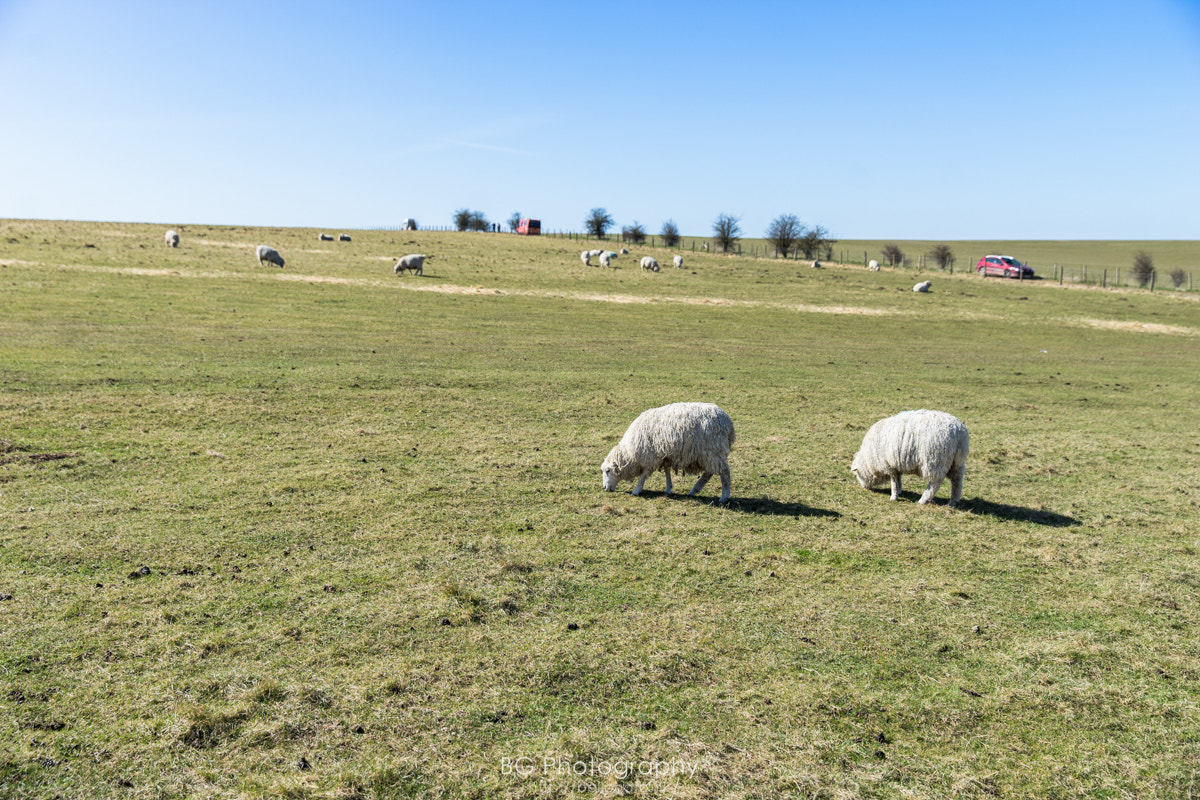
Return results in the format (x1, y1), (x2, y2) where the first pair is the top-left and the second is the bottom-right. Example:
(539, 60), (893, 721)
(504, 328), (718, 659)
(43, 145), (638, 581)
(1, 0), (1198, 239)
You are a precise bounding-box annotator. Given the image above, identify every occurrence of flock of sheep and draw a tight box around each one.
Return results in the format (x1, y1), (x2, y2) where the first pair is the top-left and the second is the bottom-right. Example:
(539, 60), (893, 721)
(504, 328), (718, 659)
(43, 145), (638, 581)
(162, 228), (966, 507)
(163, 228), (427, 277)
(602, 402), (970, 508)
(580, 247), (685, 273)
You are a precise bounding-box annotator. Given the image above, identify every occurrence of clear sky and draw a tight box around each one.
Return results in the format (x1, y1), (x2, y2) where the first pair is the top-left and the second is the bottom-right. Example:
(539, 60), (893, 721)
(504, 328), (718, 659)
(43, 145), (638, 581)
(1, 0), (1198, 240)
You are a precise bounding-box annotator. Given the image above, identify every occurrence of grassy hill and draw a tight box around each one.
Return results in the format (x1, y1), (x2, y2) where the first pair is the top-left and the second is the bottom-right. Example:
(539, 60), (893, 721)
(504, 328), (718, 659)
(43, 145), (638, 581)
(1, 219), (1198, 798)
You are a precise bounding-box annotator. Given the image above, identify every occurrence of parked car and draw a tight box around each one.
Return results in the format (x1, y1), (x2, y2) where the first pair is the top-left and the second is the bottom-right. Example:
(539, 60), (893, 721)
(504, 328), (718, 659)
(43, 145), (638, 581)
(977, 254), (1035, 279)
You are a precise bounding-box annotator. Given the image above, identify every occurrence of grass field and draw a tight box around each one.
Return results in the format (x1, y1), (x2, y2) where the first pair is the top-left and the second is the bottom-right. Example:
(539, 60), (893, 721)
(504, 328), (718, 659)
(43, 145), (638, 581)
(1, 219), (1198, 799)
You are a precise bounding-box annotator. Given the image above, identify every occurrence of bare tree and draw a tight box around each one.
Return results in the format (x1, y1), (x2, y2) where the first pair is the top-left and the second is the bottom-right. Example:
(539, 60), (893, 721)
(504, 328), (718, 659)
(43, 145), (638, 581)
(928, 243), (955, 270)
(765, 214), (804, 259)
(798, 225), (830, 259)
(621, 221), (647, 244)
(659, 219), (681, 248)
(454, 209), (489, 232)
(881, 243), (905, 267)
(507, 212), (521, 233)
(1131, 250), (1156, 287)
(1169, 267), (1186, 288)
(584, 208), (614, 239)
(712, 213), (742, 253)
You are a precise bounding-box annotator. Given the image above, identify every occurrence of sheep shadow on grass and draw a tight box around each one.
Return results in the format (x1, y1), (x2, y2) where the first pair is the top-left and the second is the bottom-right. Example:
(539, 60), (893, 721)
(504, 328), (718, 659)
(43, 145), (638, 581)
(666, 494), (840, 519)
(958, 498), (1080, 527)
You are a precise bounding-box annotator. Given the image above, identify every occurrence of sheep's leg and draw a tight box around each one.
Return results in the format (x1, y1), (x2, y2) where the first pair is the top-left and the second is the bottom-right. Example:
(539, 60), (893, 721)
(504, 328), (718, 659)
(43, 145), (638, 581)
(948, 464), (965, 507)
(890, 474), (902, 500)
(632, 468), (653, 496)
(918, 474), (944, 505)
(718, 466), (732, 504)
(689, 472), (713, 496)
(663, 467), (673, 496)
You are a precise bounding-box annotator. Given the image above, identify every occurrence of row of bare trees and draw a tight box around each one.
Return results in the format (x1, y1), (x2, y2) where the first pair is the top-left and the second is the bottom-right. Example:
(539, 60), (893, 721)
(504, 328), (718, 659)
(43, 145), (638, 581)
(582, 209), (835, 258)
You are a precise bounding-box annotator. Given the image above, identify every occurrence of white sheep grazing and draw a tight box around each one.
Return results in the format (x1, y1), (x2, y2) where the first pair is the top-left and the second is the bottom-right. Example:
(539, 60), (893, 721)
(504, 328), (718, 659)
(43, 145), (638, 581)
(851, 410), (969, 507)
(338, 234), (351, 242)
(599, 251), (614, 268)
(620, 247), (629, 255)
(318, 233), (334, 241)
(913, 281), (931, 293)
(673, 254), (683, 269)
(812, 260), (822, 269)
(588, 249), (603, 258)
(394, 254), (427, 275)
(602, 402), (736, 503)
(868, 260), (880, 271)
(640, 256), (660, 272)
(164, 230), (179, 248)
(581, 250), (592, 267)
(256, 245), (285, 268)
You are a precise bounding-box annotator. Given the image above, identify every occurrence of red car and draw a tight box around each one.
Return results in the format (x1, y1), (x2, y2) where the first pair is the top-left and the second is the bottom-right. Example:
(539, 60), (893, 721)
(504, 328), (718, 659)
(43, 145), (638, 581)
(977, 254), (1035, 279)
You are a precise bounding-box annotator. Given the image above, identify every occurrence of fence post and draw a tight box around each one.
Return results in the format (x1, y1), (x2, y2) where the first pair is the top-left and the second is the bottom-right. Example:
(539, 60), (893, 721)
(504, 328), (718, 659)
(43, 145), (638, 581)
(1083, 265), (1087, 283)
(1102, 268), (1106, 288)
(1150, 271), (1156, 291)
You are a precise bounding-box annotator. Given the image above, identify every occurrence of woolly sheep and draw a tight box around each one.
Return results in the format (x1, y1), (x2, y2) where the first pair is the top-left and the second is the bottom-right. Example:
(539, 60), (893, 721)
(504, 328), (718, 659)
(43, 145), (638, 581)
(164, 230), (179, 248)
(588, 249), (603, 258)
(404, 218), (418, 231)
(913, 281), (931, 293)
(640, 256), (660, 272)
(602, 402), (736, 503)
(581, 250), (592, 267)
(868, 260), (880, 271)
(338, 234), (351, 242)
(394, 254), (427, 275)
(673, 254), (683, 269)
(812, 260), (822, 269)
(599, 251), (615, 268)
(620, 247), (629, 255)
(318, 233), (334, 241)
(256, 245), (285, 268)
(850, 409), (969, 507)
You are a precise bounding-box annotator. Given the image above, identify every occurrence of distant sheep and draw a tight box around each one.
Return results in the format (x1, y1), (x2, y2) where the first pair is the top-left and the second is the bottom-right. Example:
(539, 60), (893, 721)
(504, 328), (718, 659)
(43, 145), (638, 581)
(673, 254), (683, 269)
(581, 250), (592, 267)
(404, 218), (418, 231)
(164, 230), (179, 248)
(338, 234), (351, 242)
(620, 247), (629, 255)
(640, 256), (660, 272)
(318, 233), (334, 241)
(868, 260), (880, 271)
(851, 409), (969, 506)
(602, 402), (736, 503)
(700, 243), (709, 251)
(811, 260), (822, 269)
(913, 281), (931, 293)
(256, 245), (285, 268)
(394, 254), (427, 275)
(599, 251), (615, 268)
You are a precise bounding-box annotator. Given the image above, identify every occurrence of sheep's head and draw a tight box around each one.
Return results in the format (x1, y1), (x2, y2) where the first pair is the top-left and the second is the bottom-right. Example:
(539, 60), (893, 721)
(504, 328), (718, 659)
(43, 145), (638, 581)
(601, 447), (634, 491)
(850, 455), (882, 489)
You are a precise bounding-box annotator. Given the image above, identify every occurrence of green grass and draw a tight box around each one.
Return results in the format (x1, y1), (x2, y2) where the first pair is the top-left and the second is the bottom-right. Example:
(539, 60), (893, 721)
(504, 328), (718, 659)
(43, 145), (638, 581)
(1, 219), (1198, 798)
